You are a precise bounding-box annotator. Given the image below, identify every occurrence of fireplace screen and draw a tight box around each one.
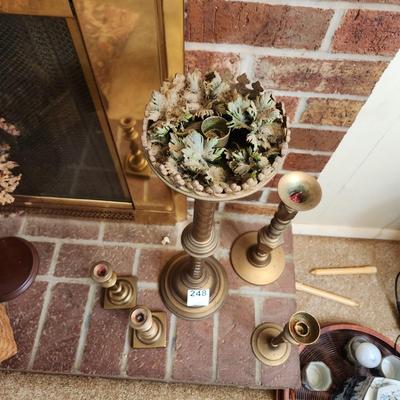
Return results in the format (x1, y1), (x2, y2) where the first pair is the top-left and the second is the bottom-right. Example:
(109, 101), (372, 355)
(0, 13), (129, 203)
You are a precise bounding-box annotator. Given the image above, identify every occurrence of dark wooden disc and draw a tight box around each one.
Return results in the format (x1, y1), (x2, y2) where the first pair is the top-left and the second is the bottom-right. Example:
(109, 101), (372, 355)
(0, 237), (39, 302)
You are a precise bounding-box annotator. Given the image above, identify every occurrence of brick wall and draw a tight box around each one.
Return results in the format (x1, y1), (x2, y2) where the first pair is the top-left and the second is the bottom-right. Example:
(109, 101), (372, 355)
(184, 0), (398, 209)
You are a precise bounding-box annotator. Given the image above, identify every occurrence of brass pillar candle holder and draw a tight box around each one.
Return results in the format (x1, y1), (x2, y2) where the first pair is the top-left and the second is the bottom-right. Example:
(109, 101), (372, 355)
(251, 311), (320, 366)
(231, 171), (322, 285)
(90, 261), (137, 309)
(159, 198), (227, 320)
(130, 305), (167, 349)
(143, 164), (282, 320)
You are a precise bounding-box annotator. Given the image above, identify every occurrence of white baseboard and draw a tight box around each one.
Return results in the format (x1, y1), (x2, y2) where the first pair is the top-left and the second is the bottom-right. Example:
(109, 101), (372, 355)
(292, 223), (400, 241)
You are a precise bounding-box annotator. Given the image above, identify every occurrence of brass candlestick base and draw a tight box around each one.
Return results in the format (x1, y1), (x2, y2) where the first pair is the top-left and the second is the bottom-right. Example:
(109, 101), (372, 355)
(90, 261), (137, 310)
(251, 311), (320, 366)
(159, 252), (227, 320)
(231, 232), (285, 285)
(231, 172), (322, 285)
(130, 306), (167, 349)
(252, 323), (291, 366)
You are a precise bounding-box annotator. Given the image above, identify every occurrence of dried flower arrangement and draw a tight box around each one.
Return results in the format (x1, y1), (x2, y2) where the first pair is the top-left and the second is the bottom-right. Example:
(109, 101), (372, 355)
(0, 117), (21, 206)
(142, 70), (289, 198)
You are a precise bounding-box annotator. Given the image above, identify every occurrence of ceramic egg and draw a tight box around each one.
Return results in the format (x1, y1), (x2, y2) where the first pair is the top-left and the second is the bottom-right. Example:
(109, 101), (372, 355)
(354, 342), (382, 368)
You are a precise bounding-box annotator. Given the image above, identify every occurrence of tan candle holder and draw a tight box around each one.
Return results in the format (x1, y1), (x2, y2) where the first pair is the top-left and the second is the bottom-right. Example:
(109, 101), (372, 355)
(130, 305), (167, 349)
(251, 311), (320, 366)
(120, 117), (151, 178)
(230, 171), (322, 285)
(90, 261), (137, 310)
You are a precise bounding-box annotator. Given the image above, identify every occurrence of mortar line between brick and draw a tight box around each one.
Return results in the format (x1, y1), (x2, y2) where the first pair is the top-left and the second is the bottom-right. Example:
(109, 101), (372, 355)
(72, 284), (97, 373)
(211, 311), (219, 383)
(225, 0), (400, 12)
(132, 248), (141, 276)
(33, 276), (296, 298)
(319, 9), (345, 52)
(34, 275), (161, 290)
(97, 222), (105, 241)
(239, 54), (255, 81)
(47, 241), (62, 276)
(254, 297), (262, 385)
(164, 314), (177, 381)
(259, 190), (269, 203)
(293, 97), (308, 124)
(272, 89), (368, 102)
(17, 216), (27, 235)
(288, 148), (333, 156)
(185, 42), (393, 62)
(290, 122), (347, 132)
(119, 324), (131, 377)
(229, 289), (296, 298)
(19, 235), (183, 251)
(27, 282), (54, 369)
(35, 276), (93, 285)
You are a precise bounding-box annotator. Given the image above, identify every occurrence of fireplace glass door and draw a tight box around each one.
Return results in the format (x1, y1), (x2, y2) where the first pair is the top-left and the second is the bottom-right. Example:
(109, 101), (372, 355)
(0, 0), (185, 222)
(0, 13), (130, 203)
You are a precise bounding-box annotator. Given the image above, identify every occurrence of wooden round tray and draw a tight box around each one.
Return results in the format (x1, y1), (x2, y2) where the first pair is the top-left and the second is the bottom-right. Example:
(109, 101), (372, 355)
(276, 323), (398, 400)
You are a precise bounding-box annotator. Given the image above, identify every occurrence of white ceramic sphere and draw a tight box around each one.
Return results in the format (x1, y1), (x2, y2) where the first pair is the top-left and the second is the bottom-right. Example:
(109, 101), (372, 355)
(354, 342), (382, 368)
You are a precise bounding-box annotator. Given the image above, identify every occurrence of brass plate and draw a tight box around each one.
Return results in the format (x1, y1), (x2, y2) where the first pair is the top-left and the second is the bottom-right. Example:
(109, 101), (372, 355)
(159, 252), (228, 320)
(230, 231), (286, 285)
(132, 312), (167, 349)
(103, 276), (137, 310)
(251, 323), (291, 366)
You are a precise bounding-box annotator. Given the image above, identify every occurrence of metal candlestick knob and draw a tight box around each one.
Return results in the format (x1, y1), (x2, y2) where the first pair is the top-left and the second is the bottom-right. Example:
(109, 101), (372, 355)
(230, 171), (322, 285)
(120, 117), (151, 178)
(90, 261), (137, 310)
(251, 311), (320, 366)
(130, 305), (167, 348)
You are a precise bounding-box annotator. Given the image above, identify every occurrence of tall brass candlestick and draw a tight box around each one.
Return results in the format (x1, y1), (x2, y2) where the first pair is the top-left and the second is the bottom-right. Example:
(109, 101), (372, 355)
(159, 199), (227, 320)
(144, 163), (283, 319)
(231, 172), (322, 285)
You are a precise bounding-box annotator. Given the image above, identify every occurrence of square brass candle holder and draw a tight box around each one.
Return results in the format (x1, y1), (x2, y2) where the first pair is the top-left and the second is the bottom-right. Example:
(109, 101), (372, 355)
(90, 261), (137, 310)
(130, 306), (167, 349)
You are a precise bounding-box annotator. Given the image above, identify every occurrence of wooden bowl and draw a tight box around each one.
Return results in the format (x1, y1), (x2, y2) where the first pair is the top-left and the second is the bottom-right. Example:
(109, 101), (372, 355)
(276, 323), (398, 400)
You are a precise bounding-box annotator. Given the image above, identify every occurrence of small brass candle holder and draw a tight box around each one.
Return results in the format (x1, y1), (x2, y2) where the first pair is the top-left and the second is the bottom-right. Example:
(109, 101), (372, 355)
(130, 305), (167, 349)
(90, 261), (137, 310)
(120, 117), (151, 178)
(251, 311), (320, 366)
(230, 171), (322, 285)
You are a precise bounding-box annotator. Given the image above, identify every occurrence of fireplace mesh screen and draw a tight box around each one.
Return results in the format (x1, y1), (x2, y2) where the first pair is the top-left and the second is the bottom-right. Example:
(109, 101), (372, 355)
(0, 14), (129, 202)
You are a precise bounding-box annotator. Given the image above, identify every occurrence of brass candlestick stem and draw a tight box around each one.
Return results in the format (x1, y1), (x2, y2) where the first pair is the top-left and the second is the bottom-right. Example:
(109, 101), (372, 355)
(90, 261), (137, 309)
(159, 199), (228, 320)
(251, 311), (320, 366)
(120, 117), (151, 178)
(231, 172), (322, 285)
(130, 306), (167, 348)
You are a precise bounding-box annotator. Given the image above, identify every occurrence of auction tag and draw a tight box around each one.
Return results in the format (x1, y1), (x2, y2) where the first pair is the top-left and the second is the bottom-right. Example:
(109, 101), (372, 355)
(187, 289), (210, 307)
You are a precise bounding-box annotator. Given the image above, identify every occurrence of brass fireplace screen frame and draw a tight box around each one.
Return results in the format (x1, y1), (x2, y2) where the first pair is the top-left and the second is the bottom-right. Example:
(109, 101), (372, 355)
(0, 0), (186, 224)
